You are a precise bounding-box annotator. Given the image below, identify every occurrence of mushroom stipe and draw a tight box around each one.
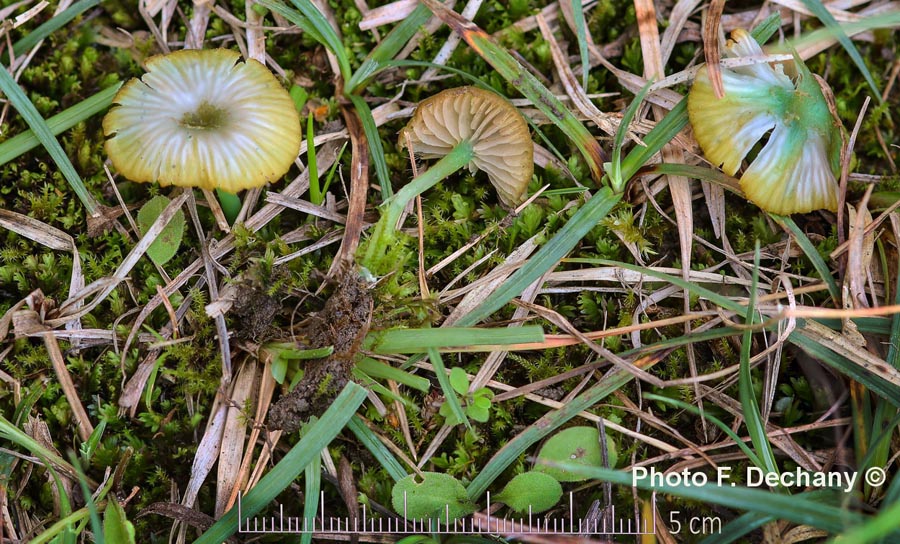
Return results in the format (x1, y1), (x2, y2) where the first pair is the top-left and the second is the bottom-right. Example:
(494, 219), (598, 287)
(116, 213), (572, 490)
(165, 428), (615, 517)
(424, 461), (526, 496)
(361, 86), (533, 275)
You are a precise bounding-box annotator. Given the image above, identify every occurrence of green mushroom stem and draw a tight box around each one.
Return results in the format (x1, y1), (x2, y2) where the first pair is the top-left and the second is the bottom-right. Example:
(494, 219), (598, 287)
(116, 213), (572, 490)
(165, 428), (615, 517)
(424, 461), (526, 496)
(362, 141), (475, 271)
(359, 86), (534, 277)
(216, 189), (243, 224)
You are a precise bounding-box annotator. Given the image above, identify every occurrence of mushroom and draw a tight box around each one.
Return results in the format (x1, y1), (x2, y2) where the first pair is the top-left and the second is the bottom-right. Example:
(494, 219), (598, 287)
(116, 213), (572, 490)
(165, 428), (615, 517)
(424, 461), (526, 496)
(103, 49), (301, 194)
(362, 86), (533, 271)
(688, 29), (842, 215)
(399, 86), (533, 207)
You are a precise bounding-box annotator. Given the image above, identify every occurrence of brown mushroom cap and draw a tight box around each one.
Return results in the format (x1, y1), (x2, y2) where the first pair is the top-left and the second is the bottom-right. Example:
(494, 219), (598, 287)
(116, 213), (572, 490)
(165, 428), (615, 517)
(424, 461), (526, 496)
(399, 86), (533, 207)
(103, 49), (301, 192)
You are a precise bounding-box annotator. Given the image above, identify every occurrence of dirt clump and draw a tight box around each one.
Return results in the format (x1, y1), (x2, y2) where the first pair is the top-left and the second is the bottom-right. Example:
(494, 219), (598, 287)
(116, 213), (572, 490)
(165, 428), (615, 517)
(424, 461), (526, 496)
(268, 273), (373, 432)
(230, 282), (282, 342)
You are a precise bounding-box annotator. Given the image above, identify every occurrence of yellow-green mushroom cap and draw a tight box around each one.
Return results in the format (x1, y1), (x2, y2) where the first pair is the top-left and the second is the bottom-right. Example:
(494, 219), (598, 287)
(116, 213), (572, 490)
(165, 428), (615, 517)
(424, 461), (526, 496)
(399, 86), (533, 207)
(103, 49), (301, 192)
(688, 29), (842, 215)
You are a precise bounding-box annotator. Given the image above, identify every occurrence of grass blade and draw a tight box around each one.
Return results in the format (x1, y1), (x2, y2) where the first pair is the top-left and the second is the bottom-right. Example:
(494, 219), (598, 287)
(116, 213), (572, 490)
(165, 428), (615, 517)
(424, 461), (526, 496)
(420, 0), (605, 183)
(457, 188), (622, 327)
(8, 0), (101, 60)
(301, 452), (321, 544)
(258, 0), (351, 83)
(0, 83), (120, 166)
(428, 348), (470, 430)
(619, 97), (688, 180)
(0, 62), (99, 215)
(346, 4), (433, 93)
(195, 382), (368, 543)
(701, 511), (776, 544)
(0, 415), (81, 484)
(637, 163), (740, 193)
(566, 0), (589, 90)
(740, 245), (779, 476)
(348, 415), (408, 481)
(356, 357), (431, 392)
(773, 215), (840, 303)
(826, 498), (900, 543)
(798, 0), (880, 101)
(750, 12), (783, 44)
(26, 509), (90, 544)
(609, 80), (652, 191)
(307, 114), (321, 204)
(348, 93), (391, 199)
(643, 393), (763, 468)
(789, 323), (900, 408)
(368, 325), (544, 353)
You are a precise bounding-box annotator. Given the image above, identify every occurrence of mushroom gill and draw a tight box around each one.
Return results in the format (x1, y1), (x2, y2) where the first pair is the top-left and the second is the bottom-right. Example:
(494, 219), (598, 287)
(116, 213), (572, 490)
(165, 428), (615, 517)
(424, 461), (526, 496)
(688, 29), (843, 215)
(103, 49), (301, 193)
(399, 86), (533, 207)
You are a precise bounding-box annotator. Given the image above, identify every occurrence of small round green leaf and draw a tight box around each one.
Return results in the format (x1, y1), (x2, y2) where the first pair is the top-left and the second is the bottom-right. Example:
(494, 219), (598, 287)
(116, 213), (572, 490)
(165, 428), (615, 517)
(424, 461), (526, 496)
(494, 472), (562, 513)
(137, 195), (185, 265)
(449, 367), (469, 396)
(535, 426), (617, 482)
(467, 404), (490, 422)
(392, 472), (475, 520)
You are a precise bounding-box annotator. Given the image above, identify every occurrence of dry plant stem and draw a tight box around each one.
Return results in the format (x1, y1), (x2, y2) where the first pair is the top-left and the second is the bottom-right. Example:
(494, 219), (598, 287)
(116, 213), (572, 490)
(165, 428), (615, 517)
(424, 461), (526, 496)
(245, 0), (265, 62)
(201, 188), (231, 232)
(416, 356), (676, 454)
(387, 380), (417, 462)
(702, 0), (726, 99)
(186, 0), (211, 49)
(634, 417), (850, 469)
(266, 193), (347, 223)
(333, 105), (371, 271)
(177, 386), (229, 544)
(215, 359), (257, 517)
(49, 191), (190, 329)
(43, 332), (93, 442)
(222, 361), (269, 508)
(420, 0), (483, 81)
(468, 268), (544, 391)
(187, 191), (233, 381)
(635, 0), (702, 433)
(415, 195), (430, 297)
(536, 14), (618, 138)
(408, 133), (430, 298)
(842, 97), (873, 306)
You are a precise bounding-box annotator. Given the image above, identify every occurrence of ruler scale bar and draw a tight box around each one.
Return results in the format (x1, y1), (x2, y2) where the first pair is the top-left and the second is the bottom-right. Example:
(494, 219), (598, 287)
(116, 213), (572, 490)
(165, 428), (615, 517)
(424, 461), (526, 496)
(235, 494), (656, 535)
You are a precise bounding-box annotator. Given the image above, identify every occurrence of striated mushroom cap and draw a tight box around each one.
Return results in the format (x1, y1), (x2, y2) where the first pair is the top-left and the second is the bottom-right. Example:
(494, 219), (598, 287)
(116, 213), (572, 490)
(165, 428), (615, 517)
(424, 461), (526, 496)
(688, 29), (842, 215)
(399, 86), (533, 207)
(103, 49), (301, 192)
